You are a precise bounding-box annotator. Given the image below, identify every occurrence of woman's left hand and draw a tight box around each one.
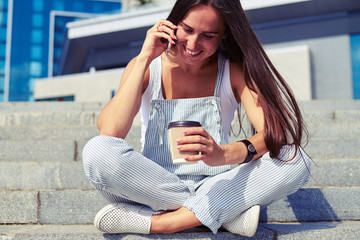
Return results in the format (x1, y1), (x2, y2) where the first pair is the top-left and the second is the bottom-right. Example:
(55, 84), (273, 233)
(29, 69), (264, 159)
(176, 127), (226, 166)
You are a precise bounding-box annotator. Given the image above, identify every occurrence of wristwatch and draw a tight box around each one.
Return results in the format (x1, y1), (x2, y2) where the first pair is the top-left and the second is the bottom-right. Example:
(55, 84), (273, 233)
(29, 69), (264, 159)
(238, 139), (257, 163)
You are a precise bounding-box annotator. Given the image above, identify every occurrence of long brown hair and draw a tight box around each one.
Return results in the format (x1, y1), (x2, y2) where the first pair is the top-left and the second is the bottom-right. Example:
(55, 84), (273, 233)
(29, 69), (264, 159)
(167, 0), (309, 158)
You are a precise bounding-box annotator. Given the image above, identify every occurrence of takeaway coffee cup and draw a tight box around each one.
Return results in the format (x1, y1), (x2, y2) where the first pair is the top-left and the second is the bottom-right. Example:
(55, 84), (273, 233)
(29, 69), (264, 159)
(168, 121), (201, 164)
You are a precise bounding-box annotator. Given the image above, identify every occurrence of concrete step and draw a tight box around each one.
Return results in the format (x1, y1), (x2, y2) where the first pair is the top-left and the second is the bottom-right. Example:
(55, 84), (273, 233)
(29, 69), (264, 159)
(229, 137), (360, 160)
(1, 101), (360, 127)
(1, 119), (359, 141)
(306, 122), (360, 138)
(1, 222), (359, 240)
(297, 100), (360, 110)
(1, 187), (359, 225)
(0, 102), (106, 112)
(0, 125), (100, 141)
(1, 100), (360, 112)
(305, 159), (360, 187)
(1, 135), (359, 163)
(302, 138), (360, 160)
(230, 121), (360, 139)
(302, 109), (360, 124)
(0, 159), (359, 191)
(1, 107), (360, 127)
(0, 111), (99, 126)
(0, 140), (80, 162)
(0, 161), (91, 190)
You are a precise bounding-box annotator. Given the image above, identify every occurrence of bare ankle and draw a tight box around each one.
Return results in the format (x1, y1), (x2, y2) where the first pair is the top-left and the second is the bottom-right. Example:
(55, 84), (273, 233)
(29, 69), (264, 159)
(150, 214), (175, 234)
(150, 207), (202, 234)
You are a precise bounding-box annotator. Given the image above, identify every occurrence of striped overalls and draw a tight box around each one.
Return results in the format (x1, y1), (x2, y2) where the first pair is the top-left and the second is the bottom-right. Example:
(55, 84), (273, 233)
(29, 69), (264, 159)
(82, 53), (310, 233)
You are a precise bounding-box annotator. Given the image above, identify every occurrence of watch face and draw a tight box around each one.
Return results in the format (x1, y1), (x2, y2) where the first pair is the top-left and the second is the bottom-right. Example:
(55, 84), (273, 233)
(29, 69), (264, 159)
(248, 144), (256, 153)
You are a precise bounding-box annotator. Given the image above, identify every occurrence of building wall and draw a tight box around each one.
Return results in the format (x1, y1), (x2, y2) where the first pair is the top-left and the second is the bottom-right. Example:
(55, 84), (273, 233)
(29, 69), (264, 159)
(34, 68), (123, 102)
(33, 1), (360, 102)
(34, 46), (312, 102)
(265, 35), (353, 99)
(266, 45), (311, 101)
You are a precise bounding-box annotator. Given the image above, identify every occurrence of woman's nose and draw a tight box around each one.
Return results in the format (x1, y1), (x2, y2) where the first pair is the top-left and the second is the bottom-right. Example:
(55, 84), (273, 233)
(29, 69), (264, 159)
(187, 34), (200, 49)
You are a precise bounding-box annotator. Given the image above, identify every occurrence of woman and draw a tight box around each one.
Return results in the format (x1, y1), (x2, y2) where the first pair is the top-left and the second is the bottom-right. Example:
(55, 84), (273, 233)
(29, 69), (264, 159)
(83, 0), (311, 237)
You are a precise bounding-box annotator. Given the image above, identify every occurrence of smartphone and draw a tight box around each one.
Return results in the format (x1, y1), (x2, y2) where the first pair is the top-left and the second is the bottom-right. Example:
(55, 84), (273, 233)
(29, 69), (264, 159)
(166, 42), (172, 56)
(161, 28), (177, 56)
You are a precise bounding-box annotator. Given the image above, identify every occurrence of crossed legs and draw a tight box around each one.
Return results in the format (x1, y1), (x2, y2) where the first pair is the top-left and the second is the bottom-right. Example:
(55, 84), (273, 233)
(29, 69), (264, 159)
(83, 136), (310, 234)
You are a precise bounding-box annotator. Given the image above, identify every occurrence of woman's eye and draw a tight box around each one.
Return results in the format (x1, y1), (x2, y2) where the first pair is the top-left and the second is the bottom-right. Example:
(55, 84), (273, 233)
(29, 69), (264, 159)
(183, 28), (192, 33)
(203, 34), (214, 39)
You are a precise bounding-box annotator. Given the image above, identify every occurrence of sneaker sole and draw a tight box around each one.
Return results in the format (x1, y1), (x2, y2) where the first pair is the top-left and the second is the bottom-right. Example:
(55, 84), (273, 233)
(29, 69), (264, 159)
(94, 203), (118, 232)
(246, 205), (260, 237)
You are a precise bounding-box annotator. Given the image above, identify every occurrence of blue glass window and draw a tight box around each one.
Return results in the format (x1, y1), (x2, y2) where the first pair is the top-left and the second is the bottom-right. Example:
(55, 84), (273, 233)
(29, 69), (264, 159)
(351, 34), (360, 99)
(92, 3), (104, 13)
(31, 45), (42, 60)
(73, 1), (84, 12)
(54, 47), (61, 59)
(33, 0), (44, 12)
(52, 62), (58, 74)
(0, 0), (8, 10)
(32, 14), (43, 27)
(29, 78), (36, 92)
(0, 11), (7, 25)
(0, 43), (6, 56)
(54, 31), (64, 45)
(31, 30), (43, 44)
(0, 28), (6, 41)
(0, 60), (5, 74)
(0, 76), (4, 90)
(53, 1), (65, 11)
(29, 61), (42, 77)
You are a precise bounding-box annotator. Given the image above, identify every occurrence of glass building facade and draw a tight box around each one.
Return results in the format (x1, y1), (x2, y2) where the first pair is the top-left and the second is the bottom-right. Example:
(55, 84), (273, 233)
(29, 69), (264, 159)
(0, 0), (121, 101)
(0, 0), (8, 101)
(351, 34), (360, 99)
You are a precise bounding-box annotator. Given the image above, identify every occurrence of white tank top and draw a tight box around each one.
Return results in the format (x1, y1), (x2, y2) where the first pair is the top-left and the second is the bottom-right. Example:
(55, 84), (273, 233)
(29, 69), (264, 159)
(140, 57), (239, 145)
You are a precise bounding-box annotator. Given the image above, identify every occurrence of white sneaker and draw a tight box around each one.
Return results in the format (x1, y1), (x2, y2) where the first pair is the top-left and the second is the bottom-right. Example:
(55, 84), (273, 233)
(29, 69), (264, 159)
(222, 205), (260, 237)
(94, 203), (153, 234)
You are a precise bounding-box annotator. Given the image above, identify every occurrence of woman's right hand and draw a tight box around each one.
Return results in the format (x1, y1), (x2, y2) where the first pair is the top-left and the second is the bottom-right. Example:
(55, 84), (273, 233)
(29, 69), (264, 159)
(138, 20), (177, 63)
(97, 21), (177, 138)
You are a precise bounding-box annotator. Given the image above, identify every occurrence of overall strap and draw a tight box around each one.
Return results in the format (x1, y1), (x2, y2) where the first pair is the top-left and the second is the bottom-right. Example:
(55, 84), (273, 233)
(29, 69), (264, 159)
(150, 56), (162, 100)
(214, 50), (226, 97)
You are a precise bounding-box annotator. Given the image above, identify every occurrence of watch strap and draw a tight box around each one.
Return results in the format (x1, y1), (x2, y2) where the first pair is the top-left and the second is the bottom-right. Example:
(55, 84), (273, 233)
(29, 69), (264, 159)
(238, 139), (257, 163)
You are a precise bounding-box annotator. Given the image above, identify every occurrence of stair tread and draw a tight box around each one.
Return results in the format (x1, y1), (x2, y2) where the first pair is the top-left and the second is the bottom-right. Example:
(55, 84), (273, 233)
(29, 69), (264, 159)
(1, 109), (360, 126)
(0, 222), (359, 239)
(0, 159), (359, 190)
(1, 125), (359, 141)
(1, 187), (359, 224)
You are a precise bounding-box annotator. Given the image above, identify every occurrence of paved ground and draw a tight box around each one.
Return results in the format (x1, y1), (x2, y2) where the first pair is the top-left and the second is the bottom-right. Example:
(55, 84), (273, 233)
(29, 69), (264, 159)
(1, 101), (359, 239)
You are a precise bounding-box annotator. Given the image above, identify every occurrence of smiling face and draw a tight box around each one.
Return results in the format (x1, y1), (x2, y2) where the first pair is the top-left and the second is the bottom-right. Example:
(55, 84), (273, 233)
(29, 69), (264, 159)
(174, 4), (227, 65)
